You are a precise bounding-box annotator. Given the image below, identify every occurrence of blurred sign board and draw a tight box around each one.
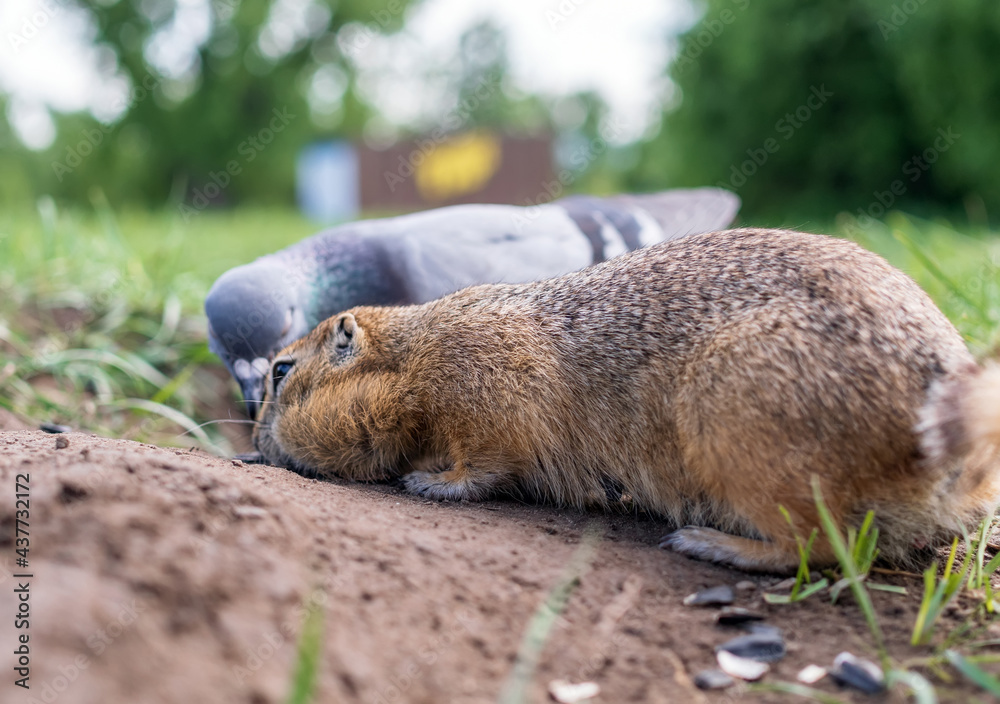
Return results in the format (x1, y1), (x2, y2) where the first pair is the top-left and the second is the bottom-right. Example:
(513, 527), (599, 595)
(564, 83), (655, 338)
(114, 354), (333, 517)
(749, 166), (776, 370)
(358, 132), (554, 211)
(295, 132), (554, 222)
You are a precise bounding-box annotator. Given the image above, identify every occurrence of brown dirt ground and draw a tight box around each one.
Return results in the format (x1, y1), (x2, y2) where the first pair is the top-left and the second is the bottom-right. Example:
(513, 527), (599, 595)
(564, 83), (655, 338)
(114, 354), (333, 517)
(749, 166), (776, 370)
(1, 427), (997, 704)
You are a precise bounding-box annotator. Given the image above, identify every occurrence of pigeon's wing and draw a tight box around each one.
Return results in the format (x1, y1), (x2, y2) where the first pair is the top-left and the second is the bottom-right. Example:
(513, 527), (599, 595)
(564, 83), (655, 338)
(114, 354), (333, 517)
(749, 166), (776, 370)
(289, 188), (739, 308)
(373, 204), (594, 303)
(605, 188), (741, 243)
(555, 187), (741, 259)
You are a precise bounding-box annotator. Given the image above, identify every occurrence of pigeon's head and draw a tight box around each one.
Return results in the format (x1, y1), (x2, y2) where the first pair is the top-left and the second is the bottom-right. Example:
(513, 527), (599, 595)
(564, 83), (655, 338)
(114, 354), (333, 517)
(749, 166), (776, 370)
(205, 261), (309, 418)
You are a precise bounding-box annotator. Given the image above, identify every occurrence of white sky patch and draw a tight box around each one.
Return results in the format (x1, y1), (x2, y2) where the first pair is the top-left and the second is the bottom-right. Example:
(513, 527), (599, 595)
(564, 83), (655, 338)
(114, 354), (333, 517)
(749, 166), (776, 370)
(6, 98), (55, 149)
(144, 0), (213, 79)
(0, 0), (135, 147)
(0, 0), (697, 149)
(257, 0), (331, 61)
(364, 0), (697, 142)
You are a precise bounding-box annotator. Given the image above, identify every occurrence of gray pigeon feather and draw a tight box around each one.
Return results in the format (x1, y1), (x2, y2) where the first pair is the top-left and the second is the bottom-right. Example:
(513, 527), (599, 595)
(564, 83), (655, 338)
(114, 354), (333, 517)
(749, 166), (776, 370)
(205, 187), (739, 416)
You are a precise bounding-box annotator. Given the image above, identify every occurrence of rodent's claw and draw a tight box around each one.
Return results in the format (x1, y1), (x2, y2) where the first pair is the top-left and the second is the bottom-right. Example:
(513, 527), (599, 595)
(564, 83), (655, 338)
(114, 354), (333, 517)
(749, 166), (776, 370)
(659, 526), (721, 557)
(402, 463), (502, 501)
(403, 470), (476, 501)
(661, 526), (805, 574)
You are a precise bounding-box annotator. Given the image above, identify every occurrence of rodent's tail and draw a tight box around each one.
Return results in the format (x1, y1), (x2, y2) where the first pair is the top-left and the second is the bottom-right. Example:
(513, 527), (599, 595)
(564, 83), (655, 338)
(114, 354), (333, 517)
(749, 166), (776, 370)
(919, 364), (1000, 466)
(917, 363), (1000, 525)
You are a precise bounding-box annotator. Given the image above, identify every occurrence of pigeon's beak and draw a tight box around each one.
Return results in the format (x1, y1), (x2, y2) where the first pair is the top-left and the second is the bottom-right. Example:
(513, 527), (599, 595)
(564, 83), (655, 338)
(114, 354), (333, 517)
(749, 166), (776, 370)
(239, 375), (266, 420)
(232, 357), (272, 420)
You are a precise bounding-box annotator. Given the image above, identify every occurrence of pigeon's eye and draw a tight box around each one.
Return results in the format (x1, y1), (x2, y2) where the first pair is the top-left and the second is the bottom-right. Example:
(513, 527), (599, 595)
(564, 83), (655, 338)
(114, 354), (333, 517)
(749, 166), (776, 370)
(271, 360), (295, 393)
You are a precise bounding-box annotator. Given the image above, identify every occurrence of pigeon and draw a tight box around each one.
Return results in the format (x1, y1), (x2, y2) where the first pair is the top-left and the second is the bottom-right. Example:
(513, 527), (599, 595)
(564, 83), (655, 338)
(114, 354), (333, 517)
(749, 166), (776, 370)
(206, 187), (739, 417)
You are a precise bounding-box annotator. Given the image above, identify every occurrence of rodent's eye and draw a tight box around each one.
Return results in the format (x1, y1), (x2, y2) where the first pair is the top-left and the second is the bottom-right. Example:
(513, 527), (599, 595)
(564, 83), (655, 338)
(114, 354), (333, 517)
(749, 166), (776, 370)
(271, 359), (295, 394)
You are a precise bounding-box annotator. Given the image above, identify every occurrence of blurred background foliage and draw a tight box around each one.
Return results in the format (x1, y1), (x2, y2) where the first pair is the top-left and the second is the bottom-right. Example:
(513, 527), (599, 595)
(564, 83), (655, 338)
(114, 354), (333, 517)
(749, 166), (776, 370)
(631, 0), (1000, 222)
(0, 0), (564, 208)
(4, 0), (412, 205)
(1, 0), (998, 222)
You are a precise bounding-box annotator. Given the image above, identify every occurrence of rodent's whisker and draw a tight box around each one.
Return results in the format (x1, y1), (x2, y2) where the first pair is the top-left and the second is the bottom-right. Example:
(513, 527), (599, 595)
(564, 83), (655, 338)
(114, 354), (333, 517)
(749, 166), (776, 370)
(178, 419), (258, 438)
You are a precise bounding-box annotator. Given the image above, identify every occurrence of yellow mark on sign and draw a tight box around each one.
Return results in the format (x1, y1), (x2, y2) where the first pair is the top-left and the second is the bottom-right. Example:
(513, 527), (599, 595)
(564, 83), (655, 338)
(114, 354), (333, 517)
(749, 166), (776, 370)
(415, 132), (501, 202)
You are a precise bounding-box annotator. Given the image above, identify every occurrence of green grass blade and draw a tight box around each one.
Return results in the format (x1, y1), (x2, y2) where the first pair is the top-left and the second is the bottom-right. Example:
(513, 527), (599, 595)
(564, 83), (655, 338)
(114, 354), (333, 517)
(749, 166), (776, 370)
(762, 578), (830, 605)
(857, 510), (875, 542)
(829, 576), (852, 604)
(762, 593), (793, 605)
(38, 348), (170, 388)
(119, 350), (173, 387)
(984, 550), (1000, 577)
(778, 504), (815, 598)
(749, 681), (847, 703)
(911, 564), (939, 646)
(911, 541), (974, 646)
(796, 578), (830, 600)
(967, 654), (1000, 664)
(811, 477), (886, 661)
(287, 594), (326, 704)
(945, 650), (1000, 696)
(151, 293), (183, 345)
(106, 398), (223, 453)
(89, 187), (129, 252)
(971, 515), (993, 589)
(892, 227), (992, 324)
(943, 537), (959, 580)
(886, 668), (939, 704)
(497, 526), (601, 704)
(151, 361), (200, 405)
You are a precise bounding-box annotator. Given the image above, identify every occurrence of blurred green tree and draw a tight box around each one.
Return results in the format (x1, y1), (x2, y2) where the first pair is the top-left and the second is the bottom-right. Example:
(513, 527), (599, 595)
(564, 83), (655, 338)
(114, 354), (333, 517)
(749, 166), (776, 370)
(630, 0), (1000, 223)
(21, 0), (418, 208)
(450, 20), (550, 134)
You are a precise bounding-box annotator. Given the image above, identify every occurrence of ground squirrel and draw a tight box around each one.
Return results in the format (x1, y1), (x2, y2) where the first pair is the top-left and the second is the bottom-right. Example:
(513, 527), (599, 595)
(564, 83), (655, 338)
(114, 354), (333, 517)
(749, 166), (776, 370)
(253, 228), (1000, 572)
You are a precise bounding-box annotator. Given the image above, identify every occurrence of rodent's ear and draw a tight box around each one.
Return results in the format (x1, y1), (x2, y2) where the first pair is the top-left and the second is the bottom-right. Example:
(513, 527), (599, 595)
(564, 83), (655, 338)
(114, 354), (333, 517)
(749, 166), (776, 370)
(329, 313), (359, 355)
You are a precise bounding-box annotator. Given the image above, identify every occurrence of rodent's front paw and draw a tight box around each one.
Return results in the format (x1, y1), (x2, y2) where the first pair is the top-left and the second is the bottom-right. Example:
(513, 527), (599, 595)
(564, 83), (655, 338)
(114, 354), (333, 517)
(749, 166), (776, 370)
(403, 470), (476, 501)
(660, 526), (803, 573)
(659, 526), (735, 562)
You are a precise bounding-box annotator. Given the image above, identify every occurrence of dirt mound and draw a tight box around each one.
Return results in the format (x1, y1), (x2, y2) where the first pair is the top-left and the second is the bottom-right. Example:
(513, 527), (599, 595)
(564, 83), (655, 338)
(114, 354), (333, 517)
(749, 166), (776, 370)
(0, 431), (990, 703)
(0, 410), (31, 432)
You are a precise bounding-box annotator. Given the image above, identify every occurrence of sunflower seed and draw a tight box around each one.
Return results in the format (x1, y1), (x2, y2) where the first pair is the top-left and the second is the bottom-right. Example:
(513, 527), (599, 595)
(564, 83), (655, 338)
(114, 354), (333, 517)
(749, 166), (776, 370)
(717, 650), (770, 681)
(694, 669), (735, 690)
(829, 652), (884, 694)
(683, 585), (735, 607)
(716, 607), (765, 625)
(716, 631), (786, 663)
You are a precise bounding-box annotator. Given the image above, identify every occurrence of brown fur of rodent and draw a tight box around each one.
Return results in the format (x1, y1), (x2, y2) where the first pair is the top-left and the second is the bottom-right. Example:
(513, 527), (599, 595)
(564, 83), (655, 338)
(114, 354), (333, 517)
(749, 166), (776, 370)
(253, 229), (1000, 573)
